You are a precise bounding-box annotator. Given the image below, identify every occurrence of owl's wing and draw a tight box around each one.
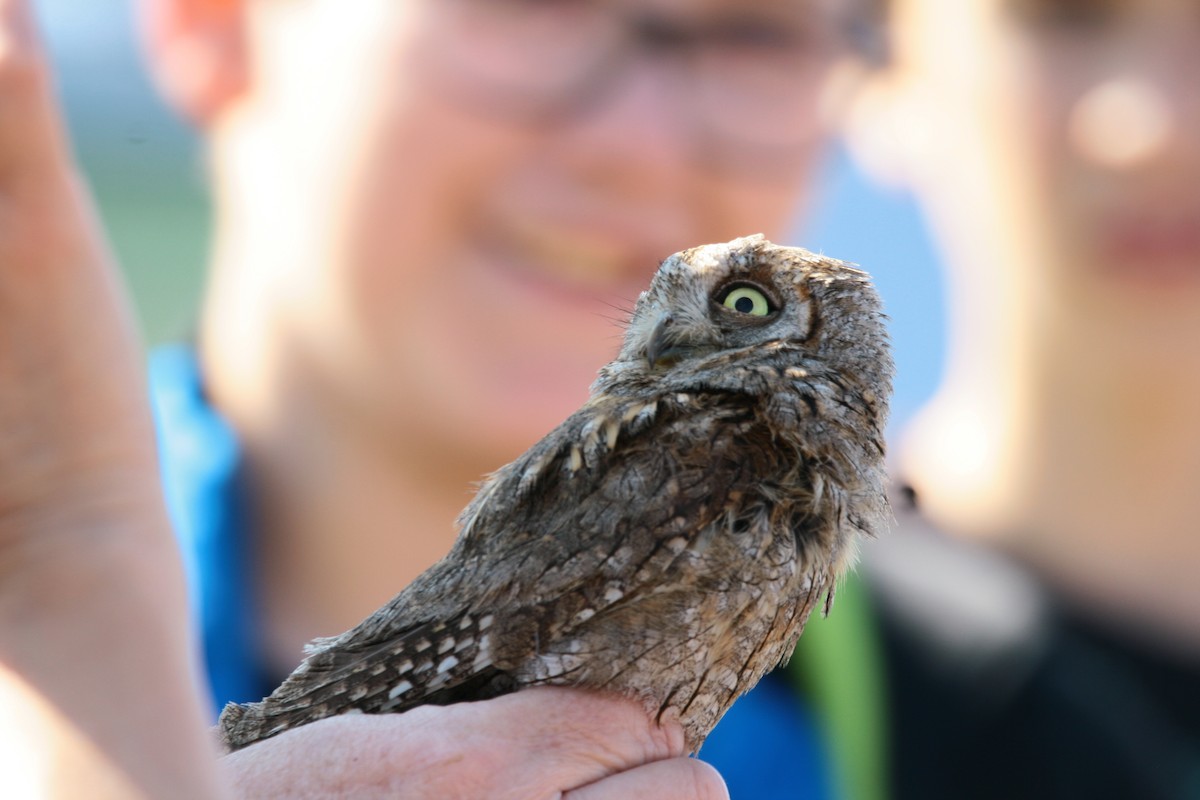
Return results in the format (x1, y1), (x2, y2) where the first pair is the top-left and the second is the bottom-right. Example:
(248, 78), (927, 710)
(455, 392), (780, 603)
(307, 390), (780, 664)
(218, 390), (797, 750)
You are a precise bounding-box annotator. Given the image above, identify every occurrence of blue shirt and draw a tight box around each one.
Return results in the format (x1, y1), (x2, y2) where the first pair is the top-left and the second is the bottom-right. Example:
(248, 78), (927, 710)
(150, 344), (832, 800)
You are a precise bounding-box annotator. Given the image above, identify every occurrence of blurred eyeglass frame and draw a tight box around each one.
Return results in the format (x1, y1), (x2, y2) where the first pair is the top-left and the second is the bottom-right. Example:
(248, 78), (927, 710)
(419, 0), (858, 166)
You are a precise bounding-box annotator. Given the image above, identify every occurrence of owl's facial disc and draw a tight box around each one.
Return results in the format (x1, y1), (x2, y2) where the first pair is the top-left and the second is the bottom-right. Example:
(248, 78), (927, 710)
(644, 279), (784, 369)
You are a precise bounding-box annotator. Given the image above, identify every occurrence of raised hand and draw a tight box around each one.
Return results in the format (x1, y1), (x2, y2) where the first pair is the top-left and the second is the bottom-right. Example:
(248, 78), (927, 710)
(0, 1), (224, 796)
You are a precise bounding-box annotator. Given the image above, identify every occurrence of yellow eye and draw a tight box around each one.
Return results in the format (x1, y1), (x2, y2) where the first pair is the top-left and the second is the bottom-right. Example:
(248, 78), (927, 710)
(721, 286), (772, 316)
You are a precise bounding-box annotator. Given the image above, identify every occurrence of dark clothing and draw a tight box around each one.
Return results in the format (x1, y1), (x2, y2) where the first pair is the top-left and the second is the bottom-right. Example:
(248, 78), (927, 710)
(871, 493), (1200, 800)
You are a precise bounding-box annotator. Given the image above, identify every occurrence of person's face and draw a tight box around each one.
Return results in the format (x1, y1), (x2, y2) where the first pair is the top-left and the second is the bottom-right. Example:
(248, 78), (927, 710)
(224, 0), (851, 463)
(886, 0), (1200, 349)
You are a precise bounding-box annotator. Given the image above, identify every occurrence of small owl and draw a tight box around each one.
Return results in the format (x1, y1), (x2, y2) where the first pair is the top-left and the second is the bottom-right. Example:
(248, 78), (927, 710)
(219, 234), (893, 753)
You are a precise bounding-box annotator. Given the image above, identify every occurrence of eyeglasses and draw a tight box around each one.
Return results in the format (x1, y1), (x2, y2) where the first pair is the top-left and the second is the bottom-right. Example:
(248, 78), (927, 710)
(420, 0), (851, 162)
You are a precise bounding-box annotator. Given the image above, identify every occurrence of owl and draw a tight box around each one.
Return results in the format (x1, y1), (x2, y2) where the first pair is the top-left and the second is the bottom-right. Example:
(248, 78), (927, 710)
(219, 234), (893, 753)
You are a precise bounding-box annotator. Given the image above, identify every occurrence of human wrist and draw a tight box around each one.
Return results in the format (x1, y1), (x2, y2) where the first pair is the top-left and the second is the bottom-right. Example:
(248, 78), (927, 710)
(0, 487), (225, 800)
(0, 455), (173, 578)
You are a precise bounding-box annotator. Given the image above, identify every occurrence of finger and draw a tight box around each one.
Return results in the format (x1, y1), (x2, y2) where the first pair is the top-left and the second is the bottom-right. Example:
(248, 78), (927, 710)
(222, 695), (684, 800)
(0, 0), (106, 288)
(221, 689), (691, 800)
(493, 687), (686, 764)
(0, 0), (39, 54)
(564, 757), (729, 800)
(0, 0), (68, 182)
(433, 687), (688, 791)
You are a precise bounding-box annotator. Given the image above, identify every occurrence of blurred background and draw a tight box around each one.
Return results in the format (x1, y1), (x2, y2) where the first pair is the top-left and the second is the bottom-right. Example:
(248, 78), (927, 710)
(38, 0), (944, 429)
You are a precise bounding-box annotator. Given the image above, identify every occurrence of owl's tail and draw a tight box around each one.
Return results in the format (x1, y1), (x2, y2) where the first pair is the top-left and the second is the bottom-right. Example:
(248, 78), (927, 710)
(216, 700), (265, 752)
(220, 691), (330, 752)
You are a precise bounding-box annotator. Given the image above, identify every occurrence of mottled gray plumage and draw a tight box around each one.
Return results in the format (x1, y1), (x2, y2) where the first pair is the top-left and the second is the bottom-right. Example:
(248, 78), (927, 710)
(218, 234), (893, 753)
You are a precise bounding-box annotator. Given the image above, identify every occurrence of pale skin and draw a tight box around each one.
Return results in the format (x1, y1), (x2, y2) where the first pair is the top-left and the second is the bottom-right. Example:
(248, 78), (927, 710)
(853, 0), (1200, 655)
(0, 0), (225, 794)
(219, 688), (720, 800)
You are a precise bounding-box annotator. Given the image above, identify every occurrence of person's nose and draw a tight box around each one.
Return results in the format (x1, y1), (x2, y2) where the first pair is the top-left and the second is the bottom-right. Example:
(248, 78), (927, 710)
(549, 48), (699, 195)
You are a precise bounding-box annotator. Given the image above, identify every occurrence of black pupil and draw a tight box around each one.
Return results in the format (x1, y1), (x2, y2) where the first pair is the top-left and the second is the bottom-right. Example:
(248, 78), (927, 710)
(734, 295), (756, 313)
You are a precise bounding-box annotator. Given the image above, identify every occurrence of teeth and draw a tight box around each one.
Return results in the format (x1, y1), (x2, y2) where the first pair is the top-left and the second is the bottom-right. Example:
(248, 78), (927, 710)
(493, 217), (636, 289)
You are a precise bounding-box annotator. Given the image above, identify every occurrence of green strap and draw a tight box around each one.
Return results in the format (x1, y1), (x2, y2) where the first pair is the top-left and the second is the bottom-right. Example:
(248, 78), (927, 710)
(786, 572), (890, 800)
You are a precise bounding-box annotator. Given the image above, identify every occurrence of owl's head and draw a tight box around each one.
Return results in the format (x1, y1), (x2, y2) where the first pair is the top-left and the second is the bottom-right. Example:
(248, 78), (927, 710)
(602, 235), (892, 405)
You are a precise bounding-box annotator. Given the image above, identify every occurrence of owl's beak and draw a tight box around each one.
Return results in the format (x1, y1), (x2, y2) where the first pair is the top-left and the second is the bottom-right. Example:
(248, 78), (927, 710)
(645, 313), (687, 369)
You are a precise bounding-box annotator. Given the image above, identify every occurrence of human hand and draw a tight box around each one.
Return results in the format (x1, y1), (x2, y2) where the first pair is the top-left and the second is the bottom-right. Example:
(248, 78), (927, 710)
(0, 0), (160, 549)
(221, 687), (729, 800)
(0, 1), (225, 796)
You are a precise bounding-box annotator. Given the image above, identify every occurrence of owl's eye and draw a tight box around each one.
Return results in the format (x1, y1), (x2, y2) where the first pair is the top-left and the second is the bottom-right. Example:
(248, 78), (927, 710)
(718, 284), (775, 317)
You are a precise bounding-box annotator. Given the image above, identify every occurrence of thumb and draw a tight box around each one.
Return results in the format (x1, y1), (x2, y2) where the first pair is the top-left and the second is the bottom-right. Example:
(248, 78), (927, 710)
(0, 0), (72, 183)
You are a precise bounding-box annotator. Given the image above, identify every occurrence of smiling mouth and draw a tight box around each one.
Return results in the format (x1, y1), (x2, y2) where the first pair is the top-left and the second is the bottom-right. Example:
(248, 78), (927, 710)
(1102, 215), (1200, 278)
(474, 214), (657, 301)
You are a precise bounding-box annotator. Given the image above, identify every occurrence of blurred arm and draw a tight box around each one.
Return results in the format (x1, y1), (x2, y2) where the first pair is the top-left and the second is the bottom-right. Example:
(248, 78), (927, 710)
(0, 0), (227, 795)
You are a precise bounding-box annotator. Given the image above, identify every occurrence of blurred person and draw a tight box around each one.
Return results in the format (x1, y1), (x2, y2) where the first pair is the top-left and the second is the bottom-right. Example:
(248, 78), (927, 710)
(844, 0), (1200, 796)
(134, 0), (881, 797)
(1, 0), (730, 797)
